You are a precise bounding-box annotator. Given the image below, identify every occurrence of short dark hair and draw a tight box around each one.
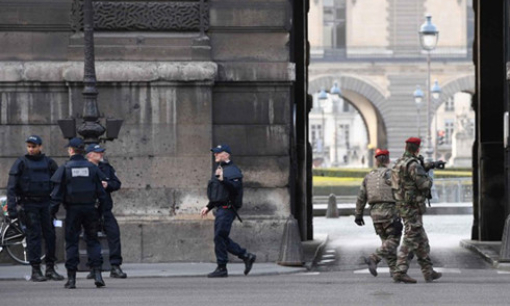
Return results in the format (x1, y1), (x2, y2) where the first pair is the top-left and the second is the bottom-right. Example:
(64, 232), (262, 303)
(406, 142), (420, 154)
(70, 146), (85, 155)
(375, 155), (390, 166)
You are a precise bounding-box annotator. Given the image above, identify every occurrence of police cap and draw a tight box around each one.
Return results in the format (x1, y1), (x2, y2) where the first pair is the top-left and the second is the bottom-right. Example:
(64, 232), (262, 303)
(26, 135), (42, 145)
(85, 143), (106, 154)
(210, 144), (232, 154)
(65, 137), (84, 148)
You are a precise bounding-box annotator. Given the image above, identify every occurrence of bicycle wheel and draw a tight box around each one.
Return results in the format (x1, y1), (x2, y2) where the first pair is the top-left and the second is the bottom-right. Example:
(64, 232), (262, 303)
(1, 222), (45, 265)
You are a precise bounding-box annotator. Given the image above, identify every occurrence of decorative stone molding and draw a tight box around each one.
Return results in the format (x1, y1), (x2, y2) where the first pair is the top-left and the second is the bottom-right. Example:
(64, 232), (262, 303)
(0, 62), (217, 83)
(70, 0), (209, 32)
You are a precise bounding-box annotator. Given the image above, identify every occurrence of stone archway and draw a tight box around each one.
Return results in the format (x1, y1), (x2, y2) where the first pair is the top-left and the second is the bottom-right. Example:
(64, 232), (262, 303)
(309, 75), (389, 149)
(434, 74), (475, 111)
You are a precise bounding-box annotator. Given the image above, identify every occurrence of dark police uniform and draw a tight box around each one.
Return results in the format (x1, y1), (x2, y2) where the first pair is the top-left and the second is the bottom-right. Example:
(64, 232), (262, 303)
(97, 161), (125, 272)
(205, 151), (255, 278)
(206, 160), (246, 266)
(7, 152), (60, 279)
(50, 153), (108, 287)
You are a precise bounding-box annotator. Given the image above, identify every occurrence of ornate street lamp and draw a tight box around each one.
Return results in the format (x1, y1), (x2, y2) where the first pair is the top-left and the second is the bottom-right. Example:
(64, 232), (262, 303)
(413, 85), (424, 138)
(419, 14), (439, 162)
(318, 87), (328, 100)
(431, 79), (442, 99)
(58, 0), (123, 144)
(330, 82), (342, 96)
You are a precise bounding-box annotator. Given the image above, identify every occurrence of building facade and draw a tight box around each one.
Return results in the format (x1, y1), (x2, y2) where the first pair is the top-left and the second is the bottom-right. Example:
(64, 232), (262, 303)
(0, 0), (310, 262)
(308, 0), (475, 165)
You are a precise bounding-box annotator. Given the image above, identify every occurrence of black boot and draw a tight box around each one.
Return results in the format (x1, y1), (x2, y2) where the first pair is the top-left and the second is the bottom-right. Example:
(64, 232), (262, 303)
(31, 264), (47, 282)
(207, 265), (228, 278)
(64, 271), (76, 289)
(93, 268), (105, 288)
(243, 253), (256, 276)
(86, 269), (95, 280)
(45, 264), (65, 281)
(364, 256), (378, 277)
(110, 265), (127, 278)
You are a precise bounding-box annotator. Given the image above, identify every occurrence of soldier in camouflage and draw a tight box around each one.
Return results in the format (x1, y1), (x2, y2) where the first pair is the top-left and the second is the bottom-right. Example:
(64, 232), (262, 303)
(390, 137), (442, 284)
(355, 149), (402, 277)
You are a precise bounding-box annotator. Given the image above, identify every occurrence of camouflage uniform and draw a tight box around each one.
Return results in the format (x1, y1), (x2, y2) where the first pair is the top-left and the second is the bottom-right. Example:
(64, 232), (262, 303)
(356, 166), (402, 274)
(391, 151), (435, 280)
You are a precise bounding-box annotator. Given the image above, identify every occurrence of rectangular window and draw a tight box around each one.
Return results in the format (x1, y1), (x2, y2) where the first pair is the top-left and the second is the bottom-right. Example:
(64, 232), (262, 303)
(444, 119), (454, 144)
(445, 98), (455, 112)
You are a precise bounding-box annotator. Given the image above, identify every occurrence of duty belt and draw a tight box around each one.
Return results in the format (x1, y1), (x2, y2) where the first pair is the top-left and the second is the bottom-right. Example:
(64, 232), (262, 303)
(21, 196), (50, 203)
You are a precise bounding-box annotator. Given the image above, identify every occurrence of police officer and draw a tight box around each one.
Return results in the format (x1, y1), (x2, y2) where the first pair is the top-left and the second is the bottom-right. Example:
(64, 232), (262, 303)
(354, 149), (402, 277)
(390, 137), (442, 283)
(200, 144), (256, 278)
(50, 137), (108, 289)
(85, 143), (127, 279)
(6, 135), (64, 281)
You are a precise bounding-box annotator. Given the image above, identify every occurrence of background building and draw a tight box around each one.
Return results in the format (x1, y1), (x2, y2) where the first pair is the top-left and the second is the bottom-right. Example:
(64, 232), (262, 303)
(308, 0), (475, 167)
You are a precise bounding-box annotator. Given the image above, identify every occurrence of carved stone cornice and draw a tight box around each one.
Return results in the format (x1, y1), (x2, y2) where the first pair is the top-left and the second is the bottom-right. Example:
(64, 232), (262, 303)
(70, 0), (209, 32)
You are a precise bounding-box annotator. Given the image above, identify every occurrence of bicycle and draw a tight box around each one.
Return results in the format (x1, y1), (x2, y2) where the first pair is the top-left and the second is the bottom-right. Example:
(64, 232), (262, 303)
(1, 196), (45, 265)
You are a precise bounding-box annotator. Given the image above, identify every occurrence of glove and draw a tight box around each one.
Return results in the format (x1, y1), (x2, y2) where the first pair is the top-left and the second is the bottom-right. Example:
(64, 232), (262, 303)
(354, 215), (365, 226)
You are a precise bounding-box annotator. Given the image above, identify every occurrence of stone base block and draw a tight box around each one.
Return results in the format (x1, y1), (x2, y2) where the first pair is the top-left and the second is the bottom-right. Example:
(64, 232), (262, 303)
(119, 217), (287, 263)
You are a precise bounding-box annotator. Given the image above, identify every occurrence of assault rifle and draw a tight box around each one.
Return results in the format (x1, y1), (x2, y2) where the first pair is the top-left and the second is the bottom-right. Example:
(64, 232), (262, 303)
(417, 155), (446, 206)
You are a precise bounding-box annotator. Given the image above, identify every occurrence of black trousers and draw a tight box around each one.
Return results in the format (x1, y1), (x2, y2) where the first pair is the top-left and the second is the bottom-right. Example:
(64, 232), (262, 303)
(65, 205), (103, 271)
(24, 203), (57, 266)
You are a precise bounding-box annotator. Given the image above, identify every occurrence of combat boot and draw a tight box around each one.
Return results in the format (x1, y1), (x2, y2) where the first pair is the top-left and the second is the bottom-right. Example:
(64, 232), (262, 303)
(364, 257), (378, 277)
(393, 273), (417, 284)
(64, 271), (76, 289)
(45, 263), (64, 281)
(425, 270), (442, 283)
(93, 268), (105, 288)
(110, 265), (127, 278)
(31, 264), (47, 282)
(207, 265), (228, 278)
(243, 253), (256, 276)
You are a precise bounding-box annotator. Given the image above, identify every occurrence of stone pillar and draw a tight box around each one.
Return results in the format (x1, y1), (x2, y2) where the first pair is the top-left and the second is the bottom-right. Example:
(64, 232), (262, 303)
(473, 0), (506, 241)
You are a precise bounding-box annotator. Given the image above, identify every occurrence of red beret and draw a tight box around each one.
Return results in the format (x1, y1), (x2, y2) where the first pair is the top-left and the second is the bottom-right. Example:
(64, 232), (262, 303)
(374, 149), (389, 157)
(405, 137), (421, 145)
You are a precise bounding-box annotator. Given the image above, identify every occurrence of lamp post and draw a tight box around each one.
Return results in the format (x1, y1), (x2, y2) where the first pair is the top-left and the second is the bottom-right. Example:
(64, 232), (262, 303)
(419, 14), (439, 162)
(329, 83), (342, 166)
(318, 83), (342, 166)
(431, 79), (442, 160)
(318, 87), (328, 162)
(413, 85), (424, 138)
(58, 0), (123, 144)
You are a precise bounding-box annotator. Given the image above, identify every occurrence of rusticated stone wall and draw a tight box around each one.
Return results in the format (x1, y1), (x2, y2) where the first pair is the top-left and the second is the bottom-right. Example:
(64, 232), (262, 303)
(0, 0), (296, 263)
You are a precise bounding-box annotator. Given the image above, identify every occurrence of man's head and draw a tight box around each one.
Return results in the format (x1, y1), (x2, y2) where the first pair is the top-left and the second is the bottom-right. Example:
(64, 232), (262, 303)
(85, 143), (106, 164)
(25, 135), (43, 156)
(405, 137), (421, 154)
(65, 137), (85, 156)
(374, 148), (390, 166)
(210, 144), (231, 163)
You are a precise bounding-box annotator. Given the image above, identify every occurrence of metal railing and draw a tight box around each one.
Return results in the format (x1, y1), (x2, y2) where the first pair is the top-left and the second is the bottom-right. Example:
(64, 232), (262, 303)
(433, 177), (472, 203)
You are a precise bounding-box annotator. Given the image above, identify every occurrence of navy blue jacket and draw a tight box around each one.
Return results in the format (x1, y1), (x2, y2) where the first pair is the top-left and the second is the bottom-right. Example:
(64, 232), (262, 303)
(50, 154), (108, 214)
(7, 153), (58, 213)
(98, 161), (121, 210)
(206, 160), (243, 210)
